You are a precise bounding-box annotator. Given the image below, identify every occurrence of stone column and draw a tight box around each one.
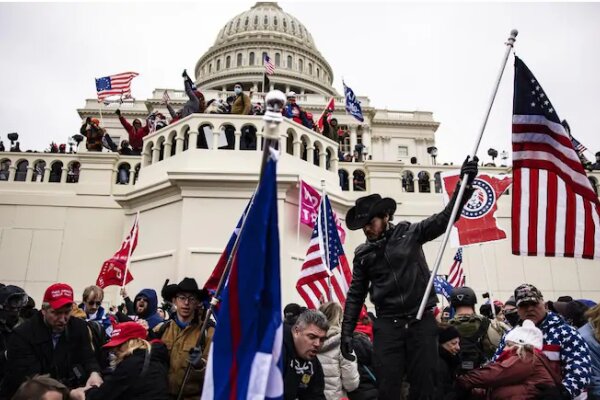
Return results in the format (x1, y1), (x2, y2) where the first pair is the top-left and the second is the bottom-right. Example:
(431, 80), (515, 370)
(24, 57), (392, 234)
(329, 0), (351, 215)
(293, 140), (301, 157)
(362, 125), (372, 158)
(128, 169), (135, 186)
(413, 177), (419, 193)
(319, 149), (327, 169)
(42, 167), (51, 183)
(164, 142), (172, 159)
(175, 137), (184, 154)
(234, 131), (242, 151)
(152, 146), (161, 164)
(60, 168), (68, 183)
(256, 132), (263, 152)
(25, 166), (34, 182)
(7, 165), (16, 181)
(331, 157), (339, 173)
(307, 146), (314, 164)
(188, 131), (199, 150)
(350, 126), (357, 161)
(430, 178), (436, 193)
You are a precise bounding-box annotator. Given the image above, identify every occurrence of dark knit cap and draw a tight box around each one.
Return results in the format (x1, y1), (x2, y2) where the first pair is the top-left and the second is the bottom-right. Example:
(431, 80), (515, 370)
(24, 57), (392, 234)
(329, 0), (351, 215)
(439, 325), (460, 344)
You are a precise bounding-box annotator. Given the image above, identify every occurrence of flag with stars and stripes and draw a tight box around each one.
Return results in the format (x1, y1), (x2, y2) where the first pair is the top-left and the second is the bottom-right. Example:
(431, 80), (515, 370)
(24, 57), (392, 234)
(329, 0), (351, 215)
(447, 248), (465, 288)
(570, 135), (588, 157)
(264, 54), (275, 75)
(296, 195), (352, 309)
(511, 56), (600, 259)
(95, 72), (138, 101)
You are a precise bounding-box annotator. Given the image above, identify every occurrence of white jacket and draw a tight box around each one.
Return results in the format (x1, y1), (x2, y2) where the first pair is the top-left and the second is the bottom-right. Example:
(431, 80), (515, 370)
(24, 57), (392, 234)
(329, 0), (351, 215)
(317, 325), (360, 399)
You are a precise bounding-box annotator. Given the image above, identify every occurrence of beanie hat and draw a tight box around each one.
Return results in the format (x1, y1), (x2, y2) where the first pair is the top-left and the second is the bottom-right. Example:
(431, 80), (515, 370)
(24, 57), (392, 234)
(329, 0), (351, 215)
(504, 319), (543, 350)
(438, 325), (460, 344)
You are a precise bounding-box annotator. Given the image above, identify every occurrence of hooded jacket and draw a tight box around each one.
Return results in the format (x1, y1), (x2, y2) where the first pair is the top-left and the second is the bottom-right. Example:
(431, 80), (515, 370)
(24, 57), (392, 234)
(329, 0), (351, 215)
(342, 187), (473, 338)
(316, 325), (360, 399)
(579, 322), (600, 396)
(494, 312), (591, 398)
(134, 289), (163, 330)
(84, 342), (169, 400)
(118, 116), (149, 151)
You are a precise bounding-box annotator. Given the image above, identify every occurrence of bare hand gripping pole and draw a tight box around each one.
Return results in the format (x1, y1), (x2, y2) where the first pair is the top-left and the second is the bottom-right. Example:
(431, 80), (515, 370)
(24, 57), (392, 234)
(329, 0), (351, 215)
(416, 29), (518, 320)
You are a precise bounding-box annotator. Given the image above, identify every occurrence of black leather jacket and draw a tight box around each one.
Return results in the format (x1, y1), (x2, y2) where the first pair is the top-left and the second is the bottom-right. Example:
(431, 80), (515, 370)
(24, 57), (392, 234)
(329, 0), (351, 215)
(342, 186), (473, 338)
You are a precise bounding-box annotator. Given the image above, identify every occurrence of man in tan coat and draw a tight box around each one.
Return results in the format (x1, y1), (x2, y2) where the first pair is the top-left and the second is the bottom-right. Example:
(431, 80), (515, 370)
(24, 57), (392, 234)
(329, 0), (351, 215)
(153, 278), (214, 400)
(231, 82), (251, 115)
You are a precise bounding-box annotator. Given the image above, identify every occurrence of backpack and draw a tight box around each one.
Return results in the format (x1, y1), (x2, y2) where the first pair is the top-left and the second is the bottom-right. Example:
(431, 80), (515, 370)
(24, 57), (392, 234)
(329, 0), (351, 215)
(450, 315), (491, 372)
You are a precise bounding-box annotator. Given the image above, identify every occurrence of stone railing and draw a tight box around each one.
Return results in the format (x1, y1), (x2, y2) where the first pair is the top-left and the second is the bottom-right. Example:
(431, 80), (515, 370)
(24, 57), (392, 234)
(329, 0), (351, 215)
(141, 114), (340, 173)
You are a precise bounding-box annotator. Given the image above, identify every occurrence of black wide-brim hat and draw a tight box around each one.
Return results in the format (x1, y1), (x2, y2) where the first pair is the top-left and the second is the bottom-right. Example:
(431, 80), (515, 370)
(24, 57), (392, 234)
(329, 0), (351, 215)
(161, 277), (209, 302)
(345, 194), (397, 231)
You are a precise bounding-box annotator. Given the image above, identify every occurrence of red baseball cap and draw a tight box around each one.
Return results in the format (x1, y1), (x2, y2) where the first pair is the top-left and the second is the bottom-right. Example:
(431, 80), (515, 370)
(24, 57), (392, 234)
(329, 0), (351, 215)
(43, 283), (74, 310)
(104, 322), (147, 348)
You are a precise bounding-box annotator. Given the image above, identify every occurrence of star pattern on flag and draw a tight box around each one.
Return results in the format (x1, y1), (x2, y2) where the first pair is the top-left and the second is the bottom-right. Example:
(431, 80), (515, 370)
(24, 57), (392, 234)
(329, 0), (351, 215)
(95, 77), (111, 91)
(525, 77), (556, 117)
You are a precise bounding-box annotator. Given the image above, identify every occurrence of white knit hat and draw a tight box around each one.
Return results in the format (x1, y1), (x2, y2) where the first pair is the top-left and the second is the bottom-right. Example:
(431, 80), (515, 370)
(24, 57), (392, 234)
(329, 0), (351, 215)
(505, 319), (544, 350)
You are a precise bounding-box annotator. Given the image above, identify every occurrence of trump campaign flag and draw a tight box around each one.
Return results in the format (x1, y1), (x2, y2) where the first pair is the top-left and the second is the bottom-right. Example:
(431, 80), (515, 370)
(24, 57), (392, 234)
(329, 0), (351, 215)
(202, 150), (283, 400)
(96, 215), (139, 288)
(343, 81), (364, 122)
(299, 180), (346, 243)
(433, 275), (454, 300)
(442, 172), (512, 247)
(512, 57), (600, 259)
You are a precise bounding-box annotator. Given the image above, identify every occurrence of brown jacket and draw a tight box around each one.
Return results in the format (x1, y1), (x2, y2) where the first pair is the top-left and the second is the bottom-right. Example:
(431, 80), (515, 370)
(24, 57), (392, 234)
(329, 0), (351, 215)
(154, 319), (214, 399)
(231, 93), (251, 115)
(457, 349), (560, 399)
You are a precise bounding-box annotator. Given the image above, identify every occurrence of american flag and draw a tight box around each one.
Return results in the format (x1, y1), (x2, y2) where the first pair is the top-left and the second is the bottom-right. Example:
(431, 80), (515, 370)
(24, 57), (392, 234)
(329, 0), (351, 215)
(95, 72), (139, 101)
(162, 90), (170, 104)
(570, 135), (588, 157)
(263, 54), (275, 75)
(447, 248), (465, 288)
(512, 56), (600, 259)
(296, 195), (352, 309)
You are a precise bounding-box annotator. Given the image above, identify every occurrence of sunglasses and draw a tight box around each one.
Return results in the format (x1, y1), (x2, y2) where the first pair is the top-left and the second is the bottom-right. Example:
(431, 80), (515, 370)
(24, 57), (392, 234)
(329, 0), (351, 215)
(87, 301), (102, 306)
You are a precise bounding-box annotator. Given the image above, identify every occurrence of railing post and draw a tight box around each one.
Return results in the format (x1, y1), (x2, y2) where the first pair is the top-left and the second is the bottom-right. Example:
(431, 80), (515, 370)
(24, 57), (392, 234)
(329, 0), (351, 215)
(152, 146), (161, 164)
(319, 150), (327, 169)
(331, 157), (339, 173)
(60, 168), (68, 184)
(25, 166), (34, 182)
(234, 131), (242, 151)
(175, 137), (184, 154)
(188, 131), (199, 150)
(307, 146), (314, 164)
(42, 167), (51, 183)
(164, 142), (173, 159)
(212, 130), (220, 151)
(256, 132), (263, 152)
(8, 165), (16, 181)
(293, 140), (301, 157)
(350, 126), (358, 160)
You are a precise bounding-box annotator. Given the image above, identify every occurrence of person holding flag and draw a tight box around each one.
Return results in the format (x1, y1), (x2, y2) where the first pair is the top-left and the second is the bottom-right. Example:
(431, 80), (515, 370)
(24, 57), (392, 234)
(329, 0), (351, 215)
(340, 157), (478, 400)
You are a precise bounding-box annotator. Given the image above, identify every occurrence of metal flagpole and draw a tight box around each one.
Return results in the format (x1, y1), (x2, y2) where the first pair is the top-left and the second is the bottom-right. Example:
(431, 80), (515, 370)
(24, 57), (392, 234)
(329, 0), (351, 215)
(121, 211), (139, 291)
(417, 29), (518, 320)
(297, 176), (302, 249)
(479, 244), (496, 319)
(321, 179), (332, 302)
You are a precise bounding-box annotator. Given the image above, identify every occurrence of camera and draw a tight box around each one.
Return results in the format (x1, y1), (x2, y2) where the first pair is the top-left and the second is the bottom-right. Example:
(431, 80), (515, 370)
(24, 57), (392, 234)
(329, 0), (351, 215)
(263, 90), (286, 124)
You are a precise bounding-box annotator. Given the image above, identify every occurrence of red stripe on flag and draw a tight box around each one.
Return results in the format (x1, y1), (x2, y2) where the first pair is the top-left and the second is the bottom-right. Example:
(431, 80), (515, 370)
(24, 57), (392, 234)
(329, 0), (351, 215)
(583, 200), (595, 259)
(297, 271), (330, 287)
(512, 123), (574, 148)
(512, 168), (522, 255)
(307, 281), (324, 306)
(513, 141), (586, 173)
(545, 172), (558, 256)
(564, 189), (577, 257)
(527, 169), (539, 255)
(297, 285), (316, 309)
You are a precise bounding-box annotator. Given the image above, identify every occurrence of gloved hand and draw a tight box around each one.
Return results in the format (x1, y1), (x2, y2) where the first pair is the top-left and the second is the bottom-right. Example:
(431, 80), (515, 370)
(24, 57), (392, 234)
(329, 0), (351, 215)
(115, 109), (121, 116)
(460, 156), (479, 186)
(85, 117), (91, 124)
(182, 69), (188, 78)
(340, 335), (356, 361)
(188, 346), (206, 369)
(534, 384), (571, 400)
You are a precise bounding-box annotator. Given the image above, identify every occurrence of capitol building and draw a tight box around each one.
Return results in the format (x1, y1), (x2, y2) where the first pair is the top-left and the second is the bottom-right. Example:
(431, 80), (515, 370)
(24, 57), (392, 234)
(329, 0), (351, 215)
(1, 2), (599, 307)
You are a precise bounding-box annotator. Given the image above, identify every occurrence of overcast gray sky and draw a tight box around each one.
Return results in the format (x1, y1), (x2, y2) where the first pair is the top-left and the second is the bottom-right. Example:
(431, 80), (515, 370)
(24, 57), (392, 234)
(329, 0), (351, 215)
(1, 1), (599, 164)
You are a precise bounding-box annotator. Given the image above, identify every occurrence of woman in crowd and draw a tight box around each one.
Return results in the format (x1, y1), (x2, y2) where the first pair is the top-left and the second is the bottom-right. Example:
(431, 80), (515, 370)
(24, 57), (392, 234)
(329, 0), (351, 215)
(579, 304), (600, 399)
(435, 323), (461, 400)
(317, 302), (360, 400)
(69, 321), (169, 400)
(457, 320), (560, 399)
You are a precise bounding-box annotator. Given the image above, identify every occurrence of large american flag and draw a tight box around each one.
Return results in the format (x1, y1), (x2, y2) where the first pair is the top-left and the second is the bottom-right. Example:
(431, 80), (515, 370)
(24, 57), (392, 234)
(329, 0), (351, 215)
(263, 54), (275, 75)
(95, 72), (139, 101)
(512, 56), (600, 259)
(447, 248), (465, 287)
(296, 195), (352, 309)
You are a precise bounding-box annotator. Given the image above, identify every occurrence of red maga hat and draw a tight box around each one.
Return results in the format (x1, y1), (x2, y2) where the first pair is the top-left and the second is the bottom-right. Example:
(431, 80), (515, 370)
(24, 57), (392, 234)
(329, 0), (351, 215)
(103, 322), (147, 348)
(43, 283), (74, 310)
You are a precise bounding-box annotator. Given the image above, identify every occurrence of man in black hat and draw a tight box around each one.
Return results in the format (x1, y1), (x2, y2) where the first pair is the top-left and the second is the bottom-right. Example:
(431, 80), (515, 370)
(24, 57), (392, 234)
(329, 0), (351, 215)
(340, 157), (478, 400)
(152, 277), (213, 399)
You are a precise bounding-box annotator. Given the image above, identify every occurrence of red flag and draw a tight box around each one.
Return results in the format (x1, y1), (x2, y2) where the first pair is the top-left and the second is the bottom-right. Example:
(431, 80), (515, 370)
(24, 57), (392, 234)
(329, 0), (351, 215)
(96, 215), (139, 288)
(442, 172), (512, 247)
(299, 180), (346, 243)
(316, 98), (335, 133)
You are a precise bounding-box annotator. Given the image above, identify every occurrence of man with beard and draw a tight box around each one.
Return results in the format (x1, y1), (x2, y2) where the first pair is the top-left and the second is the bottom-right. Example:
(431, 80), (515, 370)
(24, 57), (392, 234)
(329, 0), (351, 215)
(130, 288), (163, 330)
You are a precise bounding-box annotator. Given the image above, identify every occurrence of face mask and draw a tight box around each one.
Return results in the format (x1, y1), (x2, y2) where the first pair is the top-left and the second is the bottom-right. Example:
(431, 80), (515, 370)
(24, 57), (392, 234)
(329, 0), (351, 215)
(234, 87), (242, 95)
(504, 310), (520, 327)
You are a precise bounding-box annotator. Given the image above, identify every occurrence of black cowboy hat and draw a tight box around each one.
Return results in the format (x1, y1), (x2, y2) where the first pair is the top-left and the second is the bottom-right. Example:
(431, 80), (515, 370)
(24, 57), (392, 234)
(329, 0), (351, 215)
(161, 277), (209, 302)
(345, 194), (396, 231)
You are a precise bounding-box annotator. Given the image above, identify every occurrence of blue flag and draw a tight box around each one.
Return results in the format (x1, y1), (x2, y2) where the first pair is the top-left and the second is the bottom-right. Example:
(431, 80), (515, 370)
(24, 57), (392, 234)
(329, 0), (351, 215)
(433, 275), (454, 300)
(202, 150), (283, 399)
(343, 81), (364, 122)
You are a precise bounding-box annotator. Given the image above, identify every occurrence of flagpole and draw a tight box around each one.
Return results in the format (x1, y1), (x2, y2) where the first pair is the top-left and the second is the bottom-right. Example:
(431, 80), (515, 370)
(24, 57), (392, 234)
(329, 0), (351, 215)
(417, 29), (518, 320)
(321, 180), (333, 302)
(121, 211), (139, 291)
(479, 244), (496, 319)
(176, 90), (284, 400)
(297, 176), (302, 250)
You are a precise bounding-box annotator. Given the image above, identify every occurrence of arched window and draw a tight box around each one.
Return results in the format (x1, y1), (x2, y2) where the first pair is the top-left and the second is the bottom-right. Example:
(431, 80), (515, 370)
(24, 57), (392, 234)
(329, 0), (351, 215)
(298, 59), (303, 72)
(418, 171), (431, 193)
(237, 53), (242, 67)
(317, 67), (320, 79)
(49, 161), (63, 183)
(133, 164), (140, 185)
(402, 171), (414, 192)
(208, 63), (212, 73)
(225, 56), (231, 68)
(339, 169), (349, 191)
(262, 52), (268, 64)
(0, 159), (11, 181)
(264, 15), (268, 25)
(67, 162), (80, 183)
(287, 55), (292, 68)
(283, 19), (287, 29)
(291, 21), (296, 33)
(216, 59), (221, 71)
(275, 53), (281, 67)
(254, 16), (259, 25)
(274, 16), (278, 26)
(249, 52), (255, 65)
(116, 163), (131, 185)
(236, 18), (240, 28)
(14, 160), (28, 182)
(245, 17), (249, 27)
(308, 63), (313, 75)
(32, 160), (46, 182)
(353, 170), (366, 191)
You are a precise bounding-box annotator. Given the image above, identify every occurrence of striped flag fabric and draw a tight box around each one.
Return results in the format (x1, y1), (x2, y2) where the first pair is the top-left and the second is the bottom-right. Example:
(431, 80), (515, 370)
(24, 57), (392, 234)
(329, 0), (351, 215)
(296, 195), (352, 309)
(447, 248), (465, 288)
(570, 135), (588, 157)
(511, 56), (600, 259)
(264, 54), (275, 75)
(95, 72), (139, 101)
(161, 90), (170, 104)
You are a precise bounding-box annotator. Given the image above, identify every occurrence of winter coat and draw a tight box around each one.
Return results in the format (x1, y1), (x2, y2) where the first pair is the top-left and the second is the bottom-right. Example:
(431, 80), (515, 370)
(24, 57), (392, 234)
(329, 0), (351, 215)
(118, 116), (149, 151)
(348, 332), (377, 400)
(283, 102), (311, 128)
(494, 312), (591, 398)
(166, 80), (205, 122)
(282, 324), (326, 400)
(84, 342), (169, 400)
(316, 325), (360, 399)
(342, 186), (473, 338)
(579, 322), (600, 396)
(133, 289), (163, 330)
(435, 346), (460, 400)
(78, 304), (112, 334)
(152, 317), (214, 400)
(231, 93), (251, 115)
(458, 348), (560, 399)
(0, 311), (100, 398)
(80, 122), (105, 152)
